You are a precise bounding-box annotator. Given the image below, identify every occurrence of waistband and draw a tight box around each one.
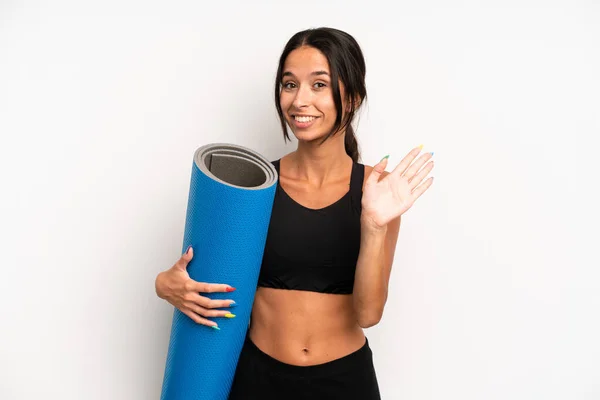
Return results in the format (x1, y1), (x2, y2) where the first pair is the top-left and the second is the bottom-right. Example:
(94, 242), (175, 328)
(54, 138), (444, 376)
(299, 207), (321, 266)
(242, 331), (373, 379)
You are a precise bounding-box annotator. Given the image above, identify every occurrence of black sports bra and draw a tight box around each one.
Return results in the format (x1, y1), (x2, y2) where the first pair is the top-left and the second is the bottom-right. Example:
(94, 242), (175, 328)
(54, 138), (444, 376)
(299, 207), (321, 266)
(257, 158), (365, 294)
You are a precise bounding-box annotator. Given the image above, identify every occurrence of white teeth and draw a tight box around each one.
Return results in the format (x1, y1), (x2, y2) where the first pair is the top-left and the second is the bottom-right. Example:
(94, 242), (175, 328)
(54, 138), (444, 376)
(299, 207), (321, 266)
(294, 116), (316, 123)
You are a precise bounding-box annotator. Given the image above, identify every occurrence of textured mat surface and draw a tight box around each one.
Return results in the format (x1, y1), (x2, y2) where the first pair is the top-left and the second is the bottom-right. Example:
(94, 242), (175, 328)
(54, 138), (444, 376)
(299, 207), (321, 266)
(160, 143), (277, 400)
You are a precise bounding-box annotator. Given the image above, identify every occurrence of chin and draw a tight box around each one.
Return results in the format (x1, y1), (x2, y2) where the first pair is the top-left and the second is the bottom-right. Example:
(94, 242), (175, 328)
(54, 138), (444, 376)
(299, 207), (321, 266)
(289, 127), (328, 143)
(293, 131), (326, 143)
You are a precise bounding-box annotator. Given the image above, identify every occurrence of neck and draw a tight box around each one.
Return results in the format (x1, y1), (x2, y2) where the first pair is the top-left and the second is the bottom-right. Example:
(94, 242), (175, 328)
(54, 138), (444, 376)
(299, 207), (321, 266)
(287, 133), (352, 188)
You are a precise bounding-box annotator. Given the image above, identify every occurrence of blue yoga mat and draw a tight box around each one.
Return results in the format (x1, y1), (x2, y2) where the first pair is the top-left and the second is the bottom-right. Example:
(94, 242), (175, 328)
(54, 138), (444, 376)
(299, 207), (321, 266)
(160, 143), (277, 400)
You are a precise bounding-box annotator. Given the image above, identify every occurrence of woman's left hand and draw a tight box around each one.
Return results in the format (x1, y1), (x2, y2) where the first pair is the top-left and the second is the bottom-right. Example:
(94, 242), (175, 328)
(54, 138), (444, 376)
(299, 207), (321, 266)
(361, 146), (435, 231)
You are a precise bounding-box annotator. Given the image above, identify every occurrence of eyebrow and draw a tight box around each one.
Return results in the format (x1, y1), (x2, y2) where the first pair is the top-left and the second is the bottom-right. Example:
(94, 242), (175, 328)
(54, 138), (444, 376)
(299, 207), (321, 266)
(282, 70), (330, 78)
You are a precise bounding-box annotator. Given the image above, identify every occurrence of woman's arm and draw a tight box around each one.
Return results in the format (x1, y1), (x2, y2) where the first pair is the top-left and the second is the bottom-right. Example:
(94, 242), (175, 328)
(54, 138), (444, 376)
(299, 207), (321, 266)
(352, 208), (401, 328)
(353, 166), (402, 328)
(353, 147), (433, 327)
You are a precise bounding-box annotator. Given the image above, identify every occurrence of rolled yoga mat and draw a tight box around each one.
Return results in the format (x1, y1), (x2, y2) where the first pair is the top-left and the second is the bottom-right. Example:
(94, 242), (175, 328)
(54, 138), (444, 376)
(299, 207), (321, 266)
(160, 143), (278, 400)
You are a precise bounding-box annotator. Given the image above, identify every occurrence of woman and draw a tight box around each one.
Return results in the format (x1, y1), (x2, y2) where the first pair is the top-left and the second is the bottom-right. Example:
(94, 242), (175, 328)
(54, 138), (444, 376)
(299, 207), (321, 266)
(155, 27), (434, 399)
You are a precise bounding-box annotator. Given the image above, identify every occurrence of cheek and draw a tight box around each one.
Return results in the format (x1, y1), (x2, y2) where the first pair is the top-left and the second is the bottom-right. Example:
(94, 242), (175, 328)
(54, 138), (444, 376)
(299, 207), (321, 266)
(318, 96), (337, 120)
(279, 93), (292, 113)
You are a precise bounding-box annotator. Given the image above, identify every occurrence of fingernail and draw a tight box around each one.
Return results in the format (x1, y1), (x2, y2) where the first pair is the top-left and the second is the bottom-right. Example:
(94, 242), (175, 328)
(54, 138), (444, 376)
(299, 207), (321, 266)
(225, 287), (236, 292)
(211, 325), (220, 330)
(380, 155), (389, 162)
(430, 151), (434, 156)
(229, 301), (237, 307)
(224, 313), (236, 318)
(185, 245), (192, 255)
(418, 144), (424, 150)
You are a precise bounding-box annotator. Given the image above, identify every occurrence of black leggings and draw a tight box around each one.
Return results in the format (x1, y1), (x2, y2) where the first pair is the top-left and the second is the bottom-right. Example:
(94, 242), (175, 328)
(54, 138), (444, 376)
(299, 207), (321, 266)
(228, 331), (381, 400)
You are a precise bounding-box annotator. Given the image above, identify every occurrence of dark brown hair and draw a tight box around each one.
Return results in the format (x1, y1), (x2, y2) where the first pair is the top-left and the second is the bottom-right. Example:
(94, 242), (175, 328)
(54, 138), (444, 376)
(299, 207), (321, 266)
(274, 27), (367, 162)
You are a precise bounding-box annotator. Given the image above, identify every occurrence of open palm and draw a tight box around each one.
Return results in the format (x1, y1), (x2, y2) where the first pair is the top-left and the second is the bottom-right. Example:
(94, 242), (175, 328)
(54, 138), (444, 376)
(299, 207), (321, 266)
(361, 146), (435, 229)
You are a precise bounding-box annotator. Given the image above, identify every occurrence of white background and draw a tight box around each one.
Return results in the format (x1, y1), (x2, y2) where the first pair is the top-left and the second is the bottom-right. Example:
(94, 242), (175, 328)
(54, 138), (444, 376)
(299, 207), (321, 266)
(1, 1), (599, 399)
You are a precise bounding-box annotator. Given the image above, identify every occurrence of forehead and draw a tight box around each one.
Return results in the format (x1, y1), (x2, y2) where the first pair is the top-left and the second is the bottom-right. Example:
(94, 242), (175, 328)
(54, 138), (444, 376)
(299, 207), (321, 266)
(283, 46), (330, 74)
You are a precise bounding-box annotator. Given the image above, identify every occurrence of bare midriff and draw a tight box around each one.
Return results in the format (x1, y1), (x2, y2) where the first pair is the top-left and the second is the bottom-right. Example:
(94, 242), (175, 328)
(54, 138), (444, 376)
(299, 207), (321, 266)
(248, 286), (366, 366)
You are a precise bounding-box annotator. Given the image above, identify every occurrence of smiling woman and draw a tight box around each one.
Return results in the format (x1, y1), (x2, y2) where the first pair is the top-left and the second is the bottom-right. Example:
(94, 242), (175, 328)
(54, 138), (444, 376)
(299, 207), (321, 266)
(227, 28), (385, 400)
(274, 28), (366, 162)
(155, 26), (434, 400)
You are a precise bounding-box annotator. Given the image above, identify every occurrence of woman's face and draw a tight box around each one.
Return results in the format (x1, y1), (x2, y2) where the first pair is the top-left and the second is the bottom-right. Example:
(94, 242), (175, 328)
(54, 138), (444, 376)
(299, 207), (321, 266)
(279, 46), (345, 142)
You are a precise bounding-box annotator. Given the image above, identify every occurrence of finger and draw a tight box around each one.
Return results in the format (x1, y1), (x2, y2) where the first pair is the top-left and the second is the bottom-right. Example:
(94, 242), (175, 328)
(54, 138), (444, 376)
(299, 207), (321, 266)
(366, 156), (389, 185)
(207, 298), (237, 309)
(174, 245), (194, 270)
(403, 152), (433, 181)
(186, 292), (235, 309)
(390, 146), (423, 177)
(411, 176), (434, 199)
(408, 160), (434, 190)
(186, 303), (233, 319)
(193, 281), (236, 294)
(181, 308), (219, 328)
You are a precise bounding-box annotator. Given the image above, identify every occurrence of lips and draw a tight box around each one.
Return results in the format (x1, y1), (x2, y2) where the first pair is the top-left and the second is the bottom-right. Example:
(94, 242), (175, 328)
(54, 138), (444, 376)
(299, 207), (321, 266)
(293, 115), (317, 122)
(291, 115), (319, 128)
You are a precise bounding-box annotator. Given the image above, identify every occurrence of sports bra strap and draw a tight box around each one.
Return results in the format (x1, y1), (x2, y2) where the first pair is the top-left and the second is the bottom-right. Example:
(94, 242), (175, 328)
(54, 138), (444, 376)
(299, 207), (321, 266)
(349, 161), (364, 201)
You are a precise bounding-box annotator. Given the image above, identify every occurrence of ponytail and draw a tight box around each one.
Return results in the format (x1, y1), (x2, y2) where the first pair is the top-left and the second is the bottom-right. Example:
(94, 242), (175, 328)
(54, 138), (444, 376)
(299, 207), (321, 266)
(344, 125), (360, 163)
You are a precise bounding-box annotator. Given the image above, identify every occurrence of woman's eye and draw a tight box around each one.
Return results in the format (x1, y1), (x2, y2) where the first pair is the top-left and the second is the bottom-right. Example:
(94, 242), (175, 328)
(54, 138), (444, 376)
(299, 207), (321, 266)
(282, 82), (325, 90)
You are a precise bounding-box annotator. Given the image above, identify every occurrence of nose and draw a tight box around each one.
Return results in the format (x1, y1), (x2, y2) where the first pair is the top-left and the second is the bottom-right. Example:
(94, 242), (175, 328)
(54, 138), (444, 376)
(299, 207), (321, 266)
(292, 84), (312, 109)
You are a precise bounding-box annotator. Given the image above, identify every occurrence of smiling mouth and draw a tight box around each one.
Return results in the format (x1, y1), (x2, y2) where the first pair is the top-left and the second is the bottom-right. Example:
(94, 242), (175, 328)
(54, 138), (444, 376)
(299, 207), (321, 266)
(292, 115), (318, 123)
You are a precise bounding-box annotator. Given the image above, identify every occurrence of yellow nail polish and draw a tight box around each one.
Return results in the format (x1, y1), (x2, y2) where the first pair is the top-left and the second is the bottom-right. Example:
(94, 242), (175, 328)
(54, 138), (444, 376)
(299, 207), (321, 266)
(224, 313), (236, 318)
(418, 144), (424, 150)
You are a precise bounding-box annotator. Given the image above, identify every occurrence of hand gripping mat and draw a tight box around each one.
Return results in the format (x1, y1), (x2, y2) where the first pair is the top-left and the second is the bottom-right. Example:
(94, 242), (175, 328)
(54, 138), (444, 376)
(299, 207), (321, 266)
(160, 143), (277, 400)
